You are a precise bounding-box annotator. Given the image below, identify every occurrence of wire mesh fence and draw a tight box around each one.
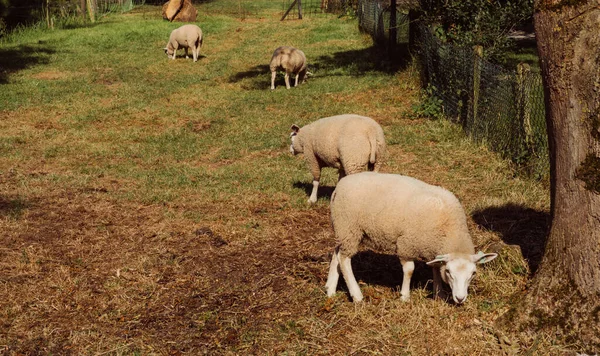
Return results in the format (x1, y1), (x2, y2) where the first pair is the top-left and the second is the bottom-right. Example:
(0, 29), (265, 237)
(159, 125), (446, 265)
(416, 24), (548, 179)
(0, 0), (146, 35)
(356, 0), (409, 45)
(281, 0), (356, 19)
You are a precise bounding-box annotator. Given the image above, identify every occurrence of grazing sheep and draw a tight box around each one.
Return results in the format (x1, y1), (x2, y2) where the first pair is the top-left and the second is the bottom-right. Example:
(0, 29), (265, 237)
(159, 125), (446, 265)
(290, 114), (387, 204)
(164, 24), (203, 62)
(325, 172), (498, 304)
(270, 46), (307, 90)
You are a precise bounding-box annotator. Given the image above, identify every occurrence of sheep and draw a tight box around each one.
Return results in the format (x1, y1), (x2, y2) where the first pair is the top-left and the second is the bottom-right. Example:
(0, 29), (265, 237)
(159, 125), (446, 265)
(270, 46), (307, 90)
(290, 114), (387, 204)
(325, 172), (498, 304)
(164, 24), (203, 62)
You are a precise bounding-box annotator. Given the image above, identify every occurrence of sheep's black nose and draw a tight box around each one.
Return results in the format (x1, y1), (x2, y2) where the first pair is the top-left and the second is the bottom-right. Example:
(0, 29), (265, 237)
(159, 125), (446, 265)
(455, 296), (466, 304)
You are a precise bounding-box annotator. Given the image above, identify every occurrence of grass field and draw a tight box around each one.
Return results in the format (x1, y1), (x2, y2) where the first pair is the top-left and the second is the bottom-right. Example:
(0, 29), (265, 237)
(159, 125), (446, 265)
(0, 3), (562, 355)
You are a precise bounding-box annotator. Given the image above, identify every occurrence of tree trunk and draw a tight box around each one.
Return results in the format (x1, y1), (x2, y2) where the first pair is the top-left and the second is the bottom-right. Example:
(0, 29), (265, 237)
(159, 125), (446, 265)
(505, 0), (600, 352)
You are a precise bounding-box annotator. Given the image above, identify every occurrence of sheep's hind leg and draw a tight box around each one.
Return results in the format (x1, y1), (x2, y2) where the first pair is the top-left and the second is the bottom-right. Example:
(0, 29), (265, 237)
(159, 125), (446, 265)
(308, 180), (319, 204)
(325, 247), (341, 297)
(184, 47), (189, 59)
(284, 72), (291, 89)
(192, 46), (198, 62)
(338, 250), (362, 302)
(400, 259), (414, 301)
(294, 73), (299, 87)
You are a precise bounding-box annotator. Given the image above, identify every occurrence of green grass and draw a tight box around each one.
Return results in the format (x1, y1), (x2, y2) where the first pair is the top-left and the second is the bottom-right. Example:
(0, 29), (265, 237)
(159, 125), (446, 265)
(0, 3), (561, 355)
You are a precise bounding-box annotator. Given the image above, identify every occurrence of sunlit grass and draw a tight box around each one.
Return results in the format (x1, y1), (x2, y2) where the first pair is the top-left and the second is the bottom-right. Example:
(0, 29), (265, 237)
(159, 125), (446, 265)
(0, 3), (557, 355)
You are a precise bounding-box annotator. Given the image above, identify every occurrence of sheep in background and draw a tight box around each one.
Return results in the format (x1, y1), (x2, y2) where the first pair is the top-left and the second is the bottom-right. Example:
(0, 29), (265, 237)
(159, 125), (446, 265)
(290, 114), (386, 204)
(325, 172), (498, 304)
(270, 46), (307, 90)
(164, 24), (203, 62)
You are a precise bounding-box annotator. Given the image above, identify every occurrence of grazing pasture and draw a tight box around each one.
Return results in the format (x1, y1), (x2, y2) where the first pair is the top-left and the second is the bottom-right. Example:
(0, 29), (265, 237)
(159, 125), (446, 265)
(0, 3), (559, 355)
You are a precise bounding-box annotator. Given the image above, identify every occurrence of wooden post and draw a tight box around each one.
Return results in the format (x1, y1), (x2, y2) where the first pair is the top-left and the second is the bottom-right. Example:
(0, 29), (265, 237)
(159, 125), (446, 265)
(80, 0), (86, 19)
(472, 45), (483, 128)
(281, 0), (298, 20)
(45, 0), (51, 29)
(517, 63), (533, 149)
(389, 0), (397, 59)
(86, 0), (96, 22)
(298, 0), (302, 20)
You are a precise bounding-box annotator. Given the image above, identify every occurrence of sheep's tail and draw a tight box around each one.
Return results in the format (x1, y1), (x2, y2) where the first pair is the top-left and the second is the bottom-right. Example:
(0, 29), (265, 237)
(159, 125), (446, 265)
(368, 132), (377, 165)
(369, 128), (386, 171)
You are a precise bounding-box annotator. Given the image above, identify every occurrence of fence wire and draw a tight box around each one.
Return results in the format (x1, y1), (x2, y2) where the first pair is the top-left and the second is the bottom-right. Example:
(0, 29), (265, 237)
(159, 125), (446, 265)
(356, 0), (408, 44)
(416, 24), (548, 179)
(281, 0), (356, 19)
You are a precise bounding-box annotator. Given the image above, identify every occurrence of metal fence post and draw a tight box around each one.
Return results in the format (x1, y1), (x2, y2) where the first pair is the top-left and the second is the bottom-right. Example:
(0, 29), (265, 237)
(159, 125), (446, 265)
(471, 45), (483, 130)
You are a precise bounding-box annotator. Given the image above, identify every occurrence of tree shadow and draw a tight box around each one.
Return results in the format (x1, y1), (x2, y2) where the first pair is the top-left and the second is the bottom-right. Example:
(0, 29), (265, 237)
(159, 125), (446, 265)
(228, 64), (271, 90)
(311, 44), (411, 77)
(0, 196), (27, 219)
(228, 44), (411, 90)
(471, 203), (550, 274)
(0, 45), (56, 84)
(292, 181), (335, 201)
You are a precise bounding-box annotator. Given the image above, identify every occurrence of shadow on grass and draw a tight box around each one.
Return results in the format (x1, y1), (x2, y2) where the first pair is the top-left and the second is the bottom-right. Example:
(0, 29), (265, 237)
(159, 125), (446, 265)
(228, 64), (271, 90)
(472, 203), (550, 274)
(333, 251), (435, 301)
(292, 181), (335, 202)
(0, 45), (56, 84)
(228, 44), (411, 90)
(311, 44), (411, 76)
(0, 196), (27, 219)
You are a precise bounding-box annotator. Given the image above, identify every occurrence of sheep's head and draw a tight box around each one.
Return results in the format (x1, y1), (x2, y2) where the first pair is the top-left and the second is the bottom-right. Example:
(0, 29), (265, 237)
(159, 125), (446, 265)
(164, 47), (174, 58)
(289, 124), (303, 155)
(426, 251), (497, 304)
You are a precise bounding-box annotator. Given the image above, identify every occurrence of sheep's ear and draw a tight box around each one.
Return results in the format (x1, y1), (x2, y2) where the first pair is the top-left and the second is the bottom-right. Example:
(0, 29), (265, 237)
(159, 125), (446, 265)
(471, 251), (498, 264)
(426, 254), (449, 266)
(291, 124), (300, 133)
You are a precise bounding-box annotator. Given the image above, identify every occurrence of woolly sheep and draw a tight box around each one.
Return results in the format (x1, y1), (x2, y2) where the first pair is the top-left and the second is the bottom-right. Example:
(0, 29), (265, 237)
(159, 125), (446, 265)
(270, 46), (307, 90)
(290, 114), (386, 204)
(325, 172), (498, 304)
(164, 24), (203, 62)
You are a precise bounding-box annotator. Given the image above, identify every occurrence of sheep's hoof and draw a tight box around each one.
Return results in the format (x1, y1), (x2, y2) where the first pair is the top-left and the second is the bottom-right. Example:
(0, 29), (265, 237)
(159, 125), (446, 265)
(400, 294), (410, 302)
(307, 198), (317, 204)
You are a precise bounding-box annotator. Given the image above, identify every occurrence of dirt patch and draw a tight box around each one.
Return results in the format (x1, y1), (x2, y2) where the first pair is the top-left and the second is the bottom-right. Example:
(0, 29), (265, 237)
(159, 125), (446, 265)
(31, 70), (71, 80)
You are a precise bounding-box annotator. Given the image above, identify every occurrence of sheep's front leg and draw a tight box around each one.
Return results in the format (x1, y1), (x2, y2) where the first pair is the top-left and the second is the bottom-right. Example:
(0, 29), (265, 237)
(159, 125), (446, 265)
(400, 259), (414, 301)
(171, 43), (178, 59)
(284, 72), (291, 89)
(432, 267), (445, 300)
(270, 71), (276, 90)
(338, 250), (362, 302)
(294, 73), (299, 87)
(325, 247), (341, 296)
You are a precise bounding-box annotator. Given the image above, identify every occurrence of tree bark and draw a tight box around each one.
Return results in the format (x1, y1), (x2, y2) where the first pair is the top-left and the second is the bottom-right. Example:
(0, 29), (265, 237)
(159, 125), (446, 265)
(504, 0), (600, 352)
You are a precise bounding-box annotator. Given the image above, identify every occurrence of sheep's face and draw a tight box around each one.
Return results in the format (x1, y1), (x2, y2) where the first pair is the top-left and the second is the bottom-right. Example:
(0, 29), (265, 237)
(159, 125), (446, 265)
(427, 252), (498, 304)
(290, 124), (303, 155)
(164, 47), (174, 58)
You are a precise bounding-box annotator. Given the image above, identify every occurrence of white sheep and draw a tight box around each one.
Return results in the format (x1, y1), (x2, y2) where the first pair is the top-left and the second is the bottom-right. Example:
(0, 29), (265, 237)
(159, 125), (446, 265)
(290, 114), (387, 204)
(164, 24), (203, 62)
(325, 172), (498, 304)
(270, 46), (307, 90)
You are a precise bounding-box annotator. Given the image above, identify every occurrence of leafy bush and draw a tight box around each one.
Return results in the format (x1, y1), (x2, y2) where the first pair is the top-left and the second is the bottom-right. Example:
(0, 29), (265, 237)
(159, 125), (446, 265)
(418, 0), (534, 60)
(412, 84), (444, 120)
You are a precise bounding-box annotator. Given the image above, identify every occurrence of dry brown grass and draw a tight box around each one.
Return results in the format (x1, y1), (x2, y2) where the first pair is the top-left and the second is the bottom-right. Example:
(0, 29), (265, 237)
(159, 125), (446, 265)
(0, 4), (569, 356)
